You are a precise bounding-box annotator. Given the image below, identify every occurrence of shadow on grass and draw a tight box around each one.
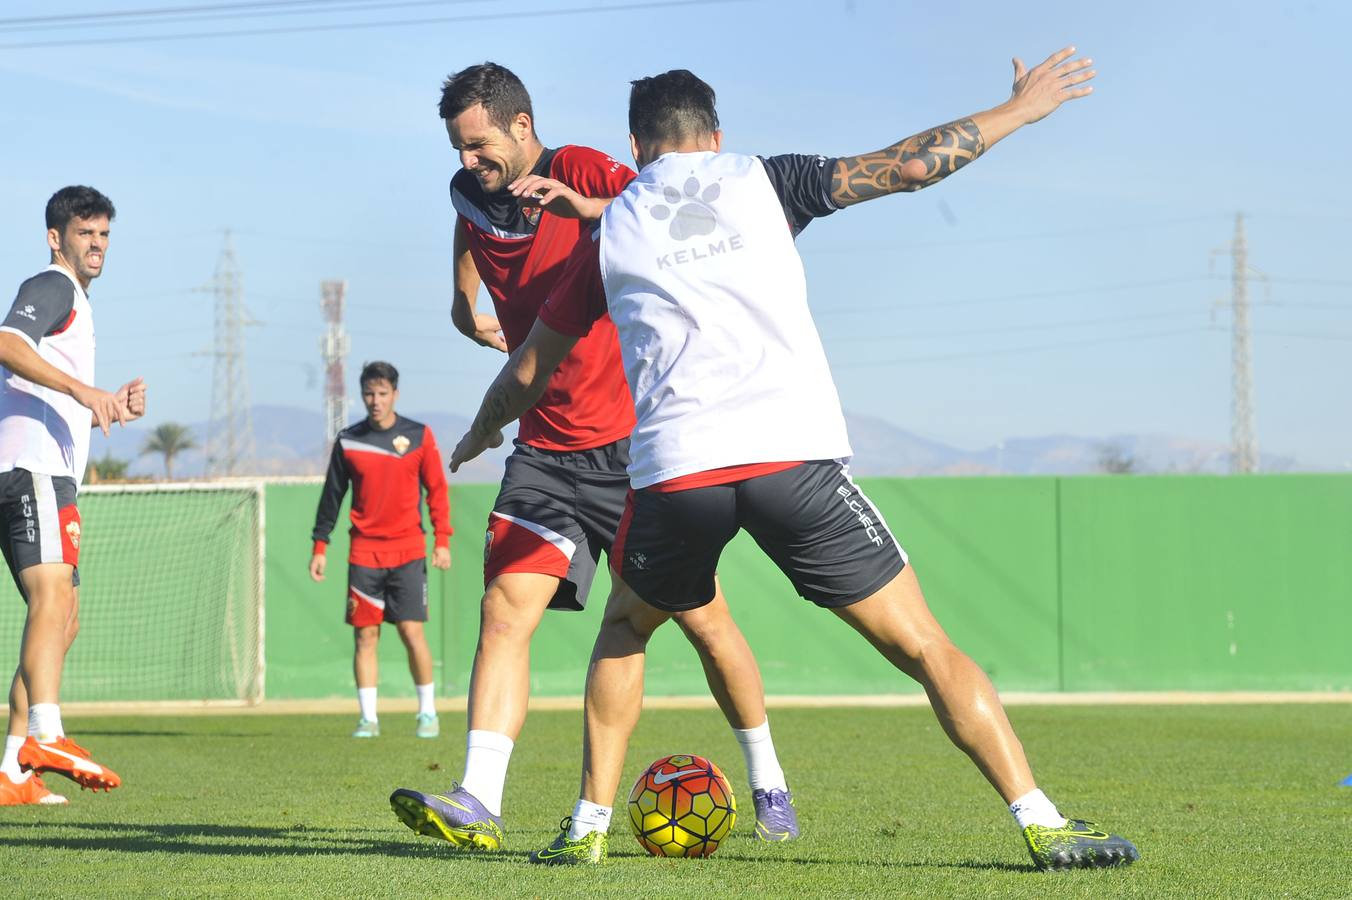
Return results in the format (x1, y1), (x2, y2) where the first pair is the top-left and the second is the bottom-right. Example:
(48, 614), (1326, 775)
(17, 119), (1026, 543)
(0, 821), (466, 860)
(681, 847), (1032, 873)
(0, 822), (1034, 871)
(60, 730), (193, 738)
(68, 730), (259, 738)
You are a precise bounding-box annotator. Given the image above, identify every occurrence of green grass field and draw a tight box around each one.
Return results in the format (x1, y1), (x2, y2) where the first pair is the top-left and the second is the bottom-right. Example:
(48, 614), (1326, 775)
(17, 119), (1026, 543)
(2, 704), (1349, 898)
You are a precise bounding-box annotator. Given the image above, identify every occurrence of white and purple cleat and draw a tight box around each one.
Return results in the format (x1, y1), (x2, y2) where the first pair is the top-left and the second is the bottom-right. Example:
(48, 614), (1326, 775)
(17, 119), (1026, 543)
(389, 784), (506, 851)
(752, 787), (800, 842)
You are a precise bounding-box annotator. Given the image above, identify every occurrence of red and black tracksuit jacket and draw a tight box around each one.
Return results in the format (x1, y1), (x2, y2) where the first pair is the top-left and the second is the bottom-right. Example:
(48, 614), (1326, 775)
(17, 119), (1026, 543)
(311, 415), (451, 567)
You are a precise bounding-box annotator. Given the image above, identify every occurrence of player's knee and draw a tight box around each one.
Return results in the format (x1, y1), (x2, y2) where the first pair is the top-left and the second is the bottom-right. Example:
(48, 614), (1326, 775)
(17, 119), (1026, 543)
(24, 599), (70, 635)
(600, 604), (663, 650)
(353, 626), (380, 650)
(479, 592), (546, 646)
(673, 602), (730, 646)
(395, 621), (425, 645)
(65, 614), (80, 645)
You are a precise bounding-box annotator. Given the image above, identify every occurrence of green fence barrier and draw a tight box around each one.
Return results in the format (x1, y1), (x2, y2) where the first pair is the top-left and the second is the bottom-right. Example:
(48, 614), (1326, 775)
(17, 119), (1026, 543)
(262, 474), (1352, 701)
(4, 475), (1347, 703)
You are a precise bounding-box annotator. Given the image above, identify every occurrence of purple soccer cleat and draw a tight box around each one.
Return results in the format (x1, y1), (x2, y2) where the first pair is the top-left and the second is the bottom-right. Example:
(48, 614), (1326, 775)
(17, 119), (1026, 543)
(752, 787), (800, 842)
(389, 784), (505, 850)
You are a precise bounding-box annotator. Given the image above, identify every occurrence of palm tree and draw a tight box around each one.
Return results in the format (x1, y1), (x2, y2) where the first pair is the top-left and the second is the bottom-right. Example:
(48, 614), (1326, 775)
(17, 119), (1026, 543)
(141, 422), (197, 480)
(85, 452), (131, 483)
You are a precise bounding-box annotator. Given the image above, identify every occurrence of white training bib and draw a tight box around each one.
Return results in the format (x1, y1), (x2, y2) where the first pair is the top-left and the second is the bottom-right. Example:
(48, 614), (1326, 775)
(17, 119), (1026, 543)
(599, 151), (851, 488)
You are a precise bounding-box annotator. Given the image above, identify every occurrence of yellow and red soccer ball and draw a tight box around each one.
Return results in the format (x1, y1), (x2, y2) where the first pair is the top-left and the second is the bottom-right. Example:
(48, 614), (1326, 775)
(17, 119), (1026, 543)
(627, 754), (737, 858)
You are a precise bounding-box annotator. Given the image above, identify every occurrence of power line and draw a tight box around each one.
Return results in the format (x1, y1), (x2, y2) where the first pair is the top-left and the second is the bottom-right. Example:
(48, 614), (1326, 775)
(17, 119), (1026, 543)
(824, 309), (1209, 345)
(827, 275), (1211, 315)
(0, 0), (367, 27)
(799, 215), (1230, 255)
(830, 327), (1210, 370)
(1253, 329), (1352, 342)
(0, 1), (489, 34)
(0, 0), (745, 49)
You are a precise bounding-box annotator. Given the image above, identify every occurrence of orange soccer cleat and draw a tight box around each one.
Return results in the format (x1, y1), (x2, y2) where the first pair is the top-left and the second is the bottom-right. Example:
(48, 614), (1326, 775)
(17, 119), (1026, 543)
(0, 770), (68, 806)
(18, 736), (121, 791)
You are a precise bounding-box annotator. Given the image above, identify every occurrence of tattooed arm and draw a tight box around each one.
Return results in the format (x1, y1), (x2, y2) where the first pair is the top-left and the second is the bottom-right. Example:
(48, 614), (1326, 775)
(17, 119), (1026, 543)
(449, 318), (581, 472)
(830, 46), (1096, 206)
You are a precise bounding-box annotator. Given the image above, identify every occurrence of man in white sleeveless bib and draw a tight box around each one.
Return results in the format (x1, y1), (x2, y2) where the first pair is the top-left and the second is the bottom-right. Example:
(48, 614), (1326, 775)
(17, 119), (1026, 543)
(453, 50), (1138, 871)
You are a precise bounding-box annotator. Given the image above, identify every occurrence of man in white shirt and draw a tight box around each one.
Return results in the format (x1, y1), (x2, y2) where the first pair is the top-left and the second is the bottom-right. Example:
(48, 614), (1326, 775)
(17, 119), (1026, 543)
(0, 186), (145, 806)
(452, 49), (1138, 871)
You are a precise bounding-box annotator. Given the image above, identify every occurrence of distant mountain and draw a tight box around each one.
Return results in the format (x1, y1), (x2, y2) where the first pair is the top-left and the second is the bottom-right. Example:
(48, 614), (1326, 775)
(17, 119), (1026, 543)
(88, 404), (1313, 483)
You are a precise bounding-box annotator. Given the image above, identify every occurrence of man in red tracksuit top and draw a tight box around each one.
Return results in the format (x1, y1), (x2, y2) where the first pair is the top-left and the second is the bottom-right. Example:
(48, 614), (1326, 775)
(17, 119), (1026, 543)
(309, 361), (451, 739)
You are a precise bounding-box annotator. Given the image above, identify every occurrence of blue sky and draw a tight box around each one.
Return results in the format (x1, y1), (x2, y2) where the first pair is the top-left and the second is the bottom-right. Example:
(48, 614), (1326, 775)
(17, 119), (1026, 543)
(1, 0), (1348, 469)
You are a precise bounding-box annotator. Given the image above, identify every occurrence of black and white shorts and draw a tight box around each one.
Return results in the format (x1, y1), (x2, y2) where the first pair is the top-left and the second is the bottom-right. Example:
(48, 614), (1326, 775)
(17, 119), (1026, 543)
(483, 438), (630, 611)
(347, 558), (428, 626)
(612, 460), (907, 613)
(0, 468), (81, 599)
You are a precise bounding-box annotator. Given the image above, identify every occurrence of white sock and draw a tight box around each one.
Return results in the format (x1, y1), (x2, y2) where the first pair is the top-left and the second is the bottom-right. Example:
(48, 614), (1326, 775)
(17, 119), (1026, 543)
(28, 703), (62, 742)
(460, 729), (514, 816)
(567, 799), (612, 839)
(357, 687), (378, 722)
(1, 735), (25, 777)
(734, 719), (788, 792)
(415, 683), (436, 717)
(1010, 788), (1067, 829)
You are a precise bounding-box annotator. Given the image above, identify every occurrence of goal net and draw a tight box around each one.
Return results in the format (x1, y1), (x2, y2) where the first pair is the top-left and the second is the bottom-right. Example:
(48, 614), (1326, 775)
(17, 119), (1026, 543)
(0, 481), (265, 705)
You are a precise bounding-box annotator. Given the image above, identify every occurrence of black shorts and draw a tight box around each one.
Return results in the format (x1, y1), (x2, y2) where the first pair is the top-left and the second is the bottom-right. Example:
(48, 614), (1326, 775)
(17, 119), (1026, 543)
(346, 558), (427, 626)
(613, 460), (907, 613)
(0, 468), (81, 599)
(484, 439), (630, 611)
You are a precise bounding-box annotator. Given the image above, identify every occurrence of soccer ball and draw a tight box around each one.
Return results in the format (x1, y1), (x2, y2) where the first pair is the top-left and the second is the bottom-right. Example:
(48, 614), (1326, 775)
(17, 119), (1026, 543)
(627, 754), (737, 858)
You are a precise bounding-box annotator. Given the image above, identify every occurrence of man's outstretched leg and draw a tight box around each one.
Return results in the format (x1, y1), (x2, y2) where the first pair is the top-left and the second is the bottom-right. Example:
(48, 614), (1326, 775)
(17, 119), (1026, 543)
(833, 564), (1138, 871)
(390, 572), (558, 850)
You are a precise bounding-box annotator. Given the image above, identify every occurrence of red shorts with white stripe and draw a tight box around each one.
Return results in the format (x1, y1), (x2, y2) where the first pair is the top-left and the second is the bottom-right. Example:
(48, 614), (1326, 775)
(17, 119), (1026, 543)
(346, 558), (427, 627)
(0, 468), (81, 599)
(483, 439), (630, 611)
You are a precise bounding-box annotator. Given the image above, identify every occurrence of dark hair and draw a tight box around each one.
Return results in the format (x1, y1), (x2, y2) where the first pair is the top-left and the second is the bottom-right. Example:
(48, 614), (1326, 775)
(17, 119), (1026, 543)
(628, 70), (719, 144)
(438, 62), (533, 132)
(45, 185), (116, 233)
(360, 361), (399, 389)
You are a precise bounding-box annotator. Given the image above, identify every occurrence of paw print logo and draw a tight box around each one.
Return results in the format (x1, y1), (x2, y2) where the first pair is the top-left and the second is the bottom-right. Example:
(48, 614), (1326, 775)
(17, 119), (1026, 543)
(650, 176), (721, 241)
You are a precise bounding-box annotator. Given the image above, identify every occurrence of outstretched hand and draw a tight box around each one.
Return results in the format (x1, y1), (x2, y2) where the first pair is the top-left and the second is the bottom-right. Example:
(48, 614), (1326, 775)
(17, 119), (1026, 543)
(1008, 46), (1096, 124)
(449, 427), (504, 473)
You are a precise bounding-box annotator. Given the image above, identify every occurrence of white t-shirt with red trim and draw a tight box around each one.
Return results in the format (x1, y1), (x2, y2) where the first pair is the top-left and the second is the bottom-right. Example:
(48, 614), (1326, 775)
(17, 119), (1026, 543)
(0, 265), (96, 485)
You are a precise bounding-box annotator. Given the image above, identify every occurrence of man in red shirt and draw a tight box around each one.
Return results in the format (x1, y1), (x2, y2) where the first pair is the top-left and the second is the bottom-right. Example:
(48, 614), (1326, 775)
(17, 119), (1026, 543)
(389, 63), (798, 852)
(310, 361), (451, 738)
(451, 54), (1137, 871)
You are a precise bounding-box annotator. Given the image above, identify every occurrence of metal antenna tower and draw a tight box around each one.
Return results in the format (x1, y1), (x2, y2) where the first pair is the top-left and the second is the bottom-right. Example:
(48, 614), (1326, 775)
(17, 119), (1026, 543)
(205, 230), (255, 476)
(1228, 213), (1258, 474)
(320, 280), (351, 447)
